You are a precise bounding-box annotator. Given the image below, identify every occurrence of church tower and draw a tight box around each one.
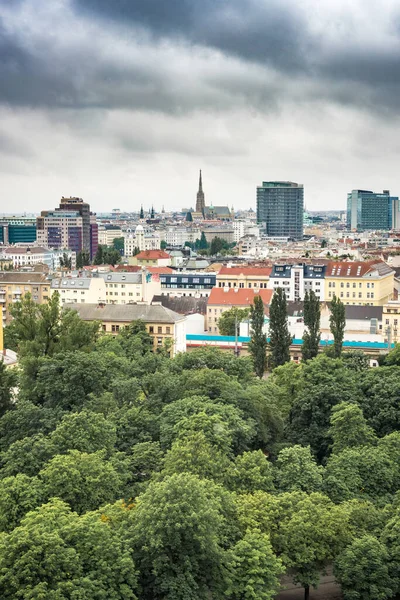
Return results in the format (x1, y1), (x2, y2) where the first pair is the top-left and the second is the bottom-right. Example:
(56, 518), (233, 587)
(196, 170), (205, 215)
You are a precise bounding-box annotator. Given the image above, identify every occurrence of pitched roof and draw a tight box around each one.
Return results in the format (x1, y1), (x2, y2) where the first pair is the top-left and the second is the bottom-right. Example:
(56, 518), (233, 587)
(136, 250), (170, 260)
(218, 266), (272, 277)
(326, 260), (394, 278)
(208, 287), (273, 306)
(64, 303), (185, 323)
(152, 294), (208, 315)
(0, 272), (48, 284)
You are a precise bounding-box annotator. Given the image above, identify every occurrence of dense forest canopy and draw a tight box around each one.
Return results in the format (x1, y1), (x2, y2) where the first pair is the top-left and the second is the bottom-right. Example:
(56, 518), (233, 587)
(2, 294), (400, 599)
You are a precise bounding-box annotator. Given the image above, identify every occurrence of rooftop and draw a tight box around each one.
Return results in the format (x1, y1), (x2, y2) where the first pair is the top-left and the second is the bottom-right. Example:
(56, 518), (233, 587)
(136, 250), (170, 260)
(64, 302), (185, 323)
(208, 287), (273, 306)
(218, 266), (272, 277)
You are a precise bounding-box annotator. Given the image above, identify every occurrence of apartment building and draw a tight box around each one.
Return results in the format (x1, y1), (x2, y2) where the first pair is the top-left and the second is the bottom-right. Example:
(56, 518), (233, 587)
(206, 287), (272, 333)
(0, 272), (50, 325)
(216, 267), (271, 290)
(64, 302), (187, 356)
(99, 271), (161, 304)
(131, 250), (171, 267)
(50, 277), (105, 305)
(159, 272), (216, 297)
(382, 301), (400, 343)
(325, 261), (394, 306)
(269, 264), (326, 301)
(2, 247), (75, 270)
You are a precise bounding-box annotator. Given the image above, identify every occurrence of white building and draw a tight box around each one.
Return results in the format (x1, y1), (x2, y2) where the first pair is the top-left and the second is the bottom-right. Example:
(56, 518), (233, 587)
(124, 225), (160, 256)
(99, 271), (161, 304)
(51, 276), (106, 305)
(2, 247), (76, 270)
(268, 264), (326, 302)
(98, 226), (123, 246)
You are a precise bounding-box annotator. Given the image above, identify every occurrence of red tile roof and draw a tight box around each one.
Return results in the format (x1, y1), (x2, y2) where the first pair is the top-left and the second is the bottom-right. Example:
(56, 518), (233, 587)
(218, 266), (272, 277)
(208, 287), (273, 306)
(326, 260), (393, 278)
(136, 250), (170, 260)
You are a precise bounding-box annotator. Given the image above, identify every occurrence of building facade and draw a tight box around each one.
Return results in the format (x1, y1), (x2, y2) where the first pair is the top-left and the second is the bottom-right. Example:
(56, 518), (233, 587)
(216, 267), (271, 290)
(64, 302), (187, 356)
(269, 264), (326, 301)
(324, 261), (394, 306)
(206, 287), (272, 333)
(160, 272), (216, 297)
(0, 272), (50, 325)
(347, 189), (399, 231)
(257, 181), (304, 240)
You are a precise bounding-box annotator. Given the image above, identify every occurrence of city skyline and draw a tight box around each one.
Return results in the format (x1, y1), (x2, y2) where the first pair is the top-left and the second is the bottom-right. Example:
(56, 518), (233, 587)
(2, 0), (400, 213)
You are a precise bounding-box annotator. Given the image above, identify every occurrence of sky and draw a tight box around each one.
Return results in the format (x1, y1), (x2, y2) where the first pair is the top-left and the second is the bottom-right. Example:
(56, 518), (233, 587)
(1, 0), (400, 214)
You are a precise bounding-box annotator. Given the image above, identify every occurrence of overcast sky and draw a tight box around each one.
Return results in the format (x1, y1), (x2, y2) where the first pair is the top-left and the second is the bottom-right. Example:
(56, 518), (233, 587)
(1, 0), (400, 214)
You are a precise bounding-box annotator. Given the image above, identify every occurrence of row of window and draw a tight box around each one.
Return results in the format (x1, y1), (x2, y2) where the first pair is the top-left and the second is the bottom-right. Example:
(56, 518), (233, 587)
(218, 282), (268, 288)
(328, 291), (375, 299)
(329, 282), (375, 288)
(106, 291), (141, 297)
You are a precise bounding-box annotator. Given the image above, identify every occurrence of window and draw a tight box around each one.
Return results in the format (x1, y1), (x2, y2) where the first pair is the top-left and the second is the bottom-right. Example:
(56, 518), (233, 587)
(386, 319), (390, 325)
(371, 283), (375, 288)
(359, 283), (362, 288)
(149, 326), (154, 333)
(341, 282), (344, 288)
(371, 293), (374, 299)
(353, 283), (356, 288)
(158, 326), (162, 334)
(340, 292), (344, 298)
(329, 292), (332, 298)
(367, 283), (370, 288)
(359, 292), (362, 298)
(248, 283), (252, 288)
(157, 337), (163, 346)
(346, 282), (350, 288)
(166, 327), (171, 334)
(346, 292), (349, 298)
(395, 319), (398, 326)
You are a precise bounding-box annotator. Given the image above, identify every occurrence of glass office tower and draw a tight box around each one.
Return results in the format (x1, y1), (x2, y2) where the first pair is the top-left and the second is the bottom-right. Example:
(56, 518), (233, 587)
(256, 181), (304, 240)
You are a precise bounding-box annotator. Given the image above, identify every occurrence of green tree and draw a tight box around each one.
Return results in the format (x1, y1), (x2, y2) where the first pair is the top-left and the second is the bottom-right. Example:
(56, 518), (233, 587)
(227, 450), (275, 493)
(162, 431), (231, 483)
(0, 499), (138, 600)
(76, 249), (90, 268)
(113, 237), (125, 253)
(342, 350), (369, 371)
(132, 472), (234, 600)
(0, 359), (17, 417)
(358, 367), (400, 436)
(160, 239), (167, 250)
(329, 294), (346, 357)
(210, 236), (229, 255)
(218, 307), (250, 336)
(268, 287), (292, 368)
(226, 529), (284, 600)
(0, 433), (55, 477)
(198, 231), (208, 250)
(59, 251), (72, 269)
(248, 295), (268, 377)
(334, 535), (396, 600)
(274, 445), (323, 493)
(287, 355), (360, 462)
(93, 244), (104, 265)
(302, 290), (320, 361)
(50, 410), (117, 456)
(103, 246), (122, 266)
(0, 474), (44, 532)
(40, 450), (122, 513)
(329, 402), (376, 455)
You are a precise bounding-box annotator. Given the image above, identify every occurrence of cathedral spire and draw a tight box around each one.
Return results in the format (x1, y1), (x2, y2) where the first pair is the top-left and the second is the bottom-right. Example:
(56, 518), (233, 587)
(196, 169), (205, 215)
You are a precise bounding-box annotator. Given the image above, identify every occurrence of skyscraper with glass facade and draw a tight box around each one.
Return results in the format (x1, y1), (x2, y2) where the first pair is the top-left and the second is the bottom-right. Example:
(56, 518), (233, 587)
(256, 181), (304, 240)
(347, 189), (399, 231)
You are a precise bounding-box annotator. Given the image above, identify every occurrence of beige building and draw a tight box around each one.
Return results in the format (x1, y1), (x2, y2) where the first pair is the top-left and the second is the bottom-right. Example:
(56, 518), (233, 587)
(99, 271), (161, 304)
(51, 277), (105, 305)
(203, 228), (235, 244)
(382, 300), (400, 343)
(0, 272), (50, 325)
(130, 250), (171, 267)
(325, 261), (394, 306)
(98, 226), (123, 247)
(64, 302), (187, 356)
(216, 266), (272, 290)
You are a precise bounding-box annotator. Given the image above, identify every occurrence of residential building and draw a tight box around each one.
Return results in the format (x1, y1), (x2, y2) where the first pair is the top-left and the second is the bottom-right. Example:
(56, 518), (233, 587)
(257, 181), (304, 240)
(0, 272), (50, 325)
(98, 225), (123, 246)
(1, 247), (75, 270)
(217, 266), (271, 290)
(124, 225), (160, 255)
(324, 261), (394, 306)
(64, 302), (187, 356)
(347, 189), (399, 231)
(382, 300), (400, 343)
(269, 264), (326, 301)
(50, 277), (106, 305)
(206, 287), (273, 333)
(99, 271), (161, 304)
(203, 228), (235, 244)
(160, 272), (216, 297)
(130, 250), (171, 267)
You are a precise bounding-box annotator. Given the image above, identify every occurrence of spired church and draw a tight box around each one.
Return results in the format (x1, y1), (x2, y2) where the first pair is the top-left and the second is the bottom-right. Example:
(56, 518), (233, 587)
(189, 171), (233, 221)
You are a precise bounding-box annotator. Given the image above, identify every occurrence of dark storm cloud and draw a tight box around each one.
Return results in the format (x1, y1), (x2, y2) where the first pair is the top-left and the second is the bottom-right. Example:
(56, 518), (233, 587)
(74, 0), (310, 70)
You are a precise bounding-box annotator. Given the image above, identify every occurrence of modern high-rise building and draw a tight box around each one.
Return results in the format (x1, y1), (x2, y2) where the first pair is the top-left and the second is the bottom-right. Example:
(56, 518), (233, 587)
(256, 181), (304, 240)
(347, 189), (399, 231)
(37, 197), (98, 259)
